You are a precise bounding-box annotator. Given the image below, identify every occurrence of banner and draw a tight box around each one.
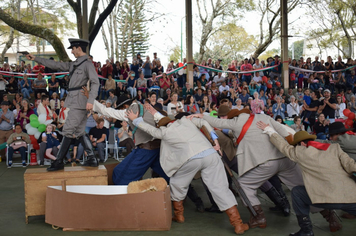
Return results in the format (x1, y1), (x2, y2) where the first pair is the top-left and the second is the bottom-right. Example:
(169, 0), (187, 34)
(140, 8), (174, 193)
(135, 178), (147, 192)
(289, 65), (356, 74)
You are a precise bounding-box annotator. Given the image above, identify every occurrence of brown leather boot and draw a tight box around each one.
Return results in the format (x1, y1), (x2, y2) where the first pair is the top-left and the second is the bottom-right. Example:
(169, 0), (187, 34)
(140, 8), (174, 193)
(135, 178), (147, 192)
(341, 213), (356, 219)
(248, 205), (267, 229)
(320, 209), (342, 232)
(225, 206), (249, 235)
(172, 201), (184, 223)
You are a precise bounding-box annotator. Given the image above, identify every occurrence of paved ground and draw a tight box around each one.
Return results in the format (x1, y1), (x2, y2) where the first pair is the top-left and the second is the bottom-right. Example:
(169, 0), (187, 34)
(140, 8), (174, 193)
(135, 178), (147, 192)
(0, 158), (355, 236)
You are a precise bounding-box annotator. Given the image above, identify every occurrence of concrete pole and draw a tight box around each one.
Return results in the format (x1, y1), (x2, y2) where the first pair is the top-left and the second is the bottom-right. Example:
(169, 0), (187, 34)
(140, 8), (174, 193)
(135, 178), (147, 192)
(281, 0), (289, 90)
(186, 0), (193, 87)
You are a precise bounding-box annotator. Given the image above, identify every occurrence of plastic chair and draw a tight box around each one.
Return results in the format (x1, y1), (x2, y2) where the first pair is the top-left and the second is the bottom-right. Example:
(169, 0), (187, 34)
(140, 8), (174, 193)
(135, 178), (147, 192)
(114, 137), (126, 162)
(106, 129), (119, 162)
(6, 143), (31, 167)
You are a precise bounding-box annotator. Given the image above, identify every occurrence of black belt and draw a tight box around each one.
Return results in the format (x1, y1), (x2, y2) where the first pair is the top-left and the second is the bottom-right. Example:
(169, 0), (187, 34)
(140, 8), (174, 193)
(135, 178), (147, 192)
(68, 85), (86, 92)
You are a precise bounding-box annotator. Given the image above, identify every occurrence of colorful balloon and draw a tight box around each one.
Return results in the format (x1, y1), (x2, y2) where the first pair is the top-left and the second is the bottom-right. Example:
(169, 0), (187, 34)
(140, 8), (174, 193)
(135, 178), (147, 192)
(276, 82), (281, 87)
(34, 131), (41, 140)
(343, 109), (351, 117)
(38, 124), (46, 133)
(25, 124), (32, 131)
(345, 119), (354, 127)
(348, 112), (355, 120)
(27, 127), (37, 135)
(30, 120), (40, 128)
(38, 114), (47, 124)
(262, 76), (268, 83)
(267, 84), (272, 89)
(29, 114), (38, 121)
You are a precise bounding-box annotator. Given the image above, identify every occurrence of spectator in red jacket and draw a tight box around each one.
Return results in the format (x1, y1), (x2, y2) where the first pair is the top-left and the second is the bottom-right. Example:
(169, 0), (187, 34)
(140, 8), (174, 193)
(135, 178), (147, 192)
(101, 59), (113, 78)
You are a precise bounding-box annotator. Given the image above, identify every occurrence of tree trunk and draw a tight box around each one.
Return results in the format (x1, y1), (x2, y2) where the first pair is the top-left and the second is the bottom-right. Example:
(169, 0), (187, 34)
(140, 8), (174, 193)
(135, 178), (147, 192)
(0, 8), (70, 61)
(67, 0), (82, 38)
(98, 5), (110, 59)
(89, 0), (120, 51)
(113, 6), (119, 61)
(336, 8), (353, 58)
(197, 21), (213, 62)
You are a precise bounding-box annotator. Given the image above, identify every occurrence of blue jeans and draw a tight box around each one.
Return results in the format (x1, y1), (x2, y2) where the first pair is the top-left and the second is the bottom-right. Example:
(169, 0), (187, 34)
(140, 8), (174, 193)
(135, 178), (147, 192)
(177, 75), (186, 88)
(126, 87), (137, 98)
(60, 88), (68, 99)
(316, 132), (327, 140)
(76, 143), (85, 160)
(95, 142), (106, 162)
(242, 75), (251, 84)
(112, 148), (169, 185)
(292, 186), (356, 216)
(310, 83), (319, 91)
(21, 88), (33, 99)
(8, 146), (27, 162)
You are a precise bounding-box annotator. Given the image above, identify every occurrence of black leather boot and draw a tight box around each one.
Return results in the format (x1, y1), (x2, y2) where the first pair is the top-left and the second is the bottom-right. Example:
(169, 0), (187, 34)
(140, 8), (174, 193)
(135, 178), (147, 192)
(290, 215), (314, 236)
(204, 186), (222, 213)
(47, 137), (72, 171)
(187, 184), (205, 213)
(265, 186), (290, 216)
(80, 134), (98, 167)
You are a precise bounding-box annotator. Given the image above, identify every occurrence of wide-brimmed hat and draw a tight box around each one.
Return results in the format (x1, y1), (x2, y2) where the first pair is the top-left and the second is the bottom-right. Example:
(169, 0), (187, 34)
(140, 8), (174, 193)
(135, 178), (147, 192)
(175, 112), (190, 120)
(217, 105), (230, 116)
(116, 95), (132, 109)
(290, 131), (316, 145)
(157, 116), (174, 127)
(227, 108), (251, 119)
(328, 122), (352, 135)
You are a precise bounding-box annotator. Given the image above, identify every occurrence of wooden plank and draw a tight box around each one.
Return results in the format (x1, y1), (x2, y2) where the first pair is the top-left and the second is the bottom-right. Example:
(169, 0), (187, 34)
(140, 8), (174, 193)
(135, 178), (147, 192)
(24, 166), (107, 180)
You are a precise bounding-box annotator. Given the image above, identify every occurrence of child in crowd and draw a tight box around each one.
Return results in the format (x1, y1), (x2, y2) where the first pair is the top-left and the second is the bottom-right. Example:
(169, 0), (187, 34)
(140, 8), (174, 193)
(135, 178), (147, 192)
(296, 87), (304, 105)
(42, 124), (60, 160)
(297, 73), (304, 88)
(272, 76), (279, 88)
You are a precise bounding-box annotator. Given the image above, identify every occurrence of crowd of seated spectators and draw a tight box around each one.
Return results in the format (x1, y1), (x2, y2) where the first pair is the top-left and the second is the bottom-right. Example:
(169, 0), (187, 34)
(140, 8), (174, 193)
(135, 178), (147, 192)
(1, 52), (356, 163)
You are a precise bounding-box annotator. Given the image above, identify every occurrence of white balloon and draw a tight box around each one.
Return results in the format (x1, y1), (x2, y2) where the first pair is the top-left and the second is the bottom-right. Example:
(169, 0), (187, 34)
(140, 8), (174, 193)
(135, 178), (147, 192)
(44, 119), (53, 125)
(27, 127), (37, 135)
(34, 131), (41, 139)
(38, 114), (47, 124)
(25, 124), (32, 130)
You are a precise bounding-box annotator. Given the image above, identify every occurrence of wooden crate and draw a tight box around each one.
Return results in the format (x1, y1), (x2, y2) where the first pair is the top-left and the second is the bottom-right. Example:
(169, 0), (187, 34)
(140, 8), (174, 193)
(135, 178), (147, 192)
(24, 166), (108, 224)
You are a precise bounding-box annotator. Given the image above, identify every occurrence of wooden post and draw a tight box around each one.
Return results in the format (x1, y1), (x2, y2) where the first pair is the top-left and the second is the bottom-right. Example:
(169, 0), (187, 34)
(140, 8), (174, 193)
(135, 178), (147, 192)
(62, 180), (67, 192)
(185, 0), (193, 88)
(281, 0), (289, 90)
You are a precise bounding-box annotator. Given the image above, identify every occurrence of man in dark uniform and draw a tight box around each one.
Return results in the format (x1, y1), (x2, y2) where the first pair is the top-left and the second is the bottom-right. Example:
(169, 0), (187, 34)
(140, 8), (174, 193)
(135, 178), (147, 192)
(26, 38), (100, 171)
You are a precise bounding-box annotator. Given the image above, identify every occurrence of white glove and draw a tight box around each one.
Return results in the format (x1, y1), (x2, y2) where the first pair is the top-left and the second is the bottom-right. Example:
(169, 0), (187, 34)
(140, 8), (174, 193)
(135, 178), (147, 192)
(262, 126), (277, 137)
(153, 112), (165, 123)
